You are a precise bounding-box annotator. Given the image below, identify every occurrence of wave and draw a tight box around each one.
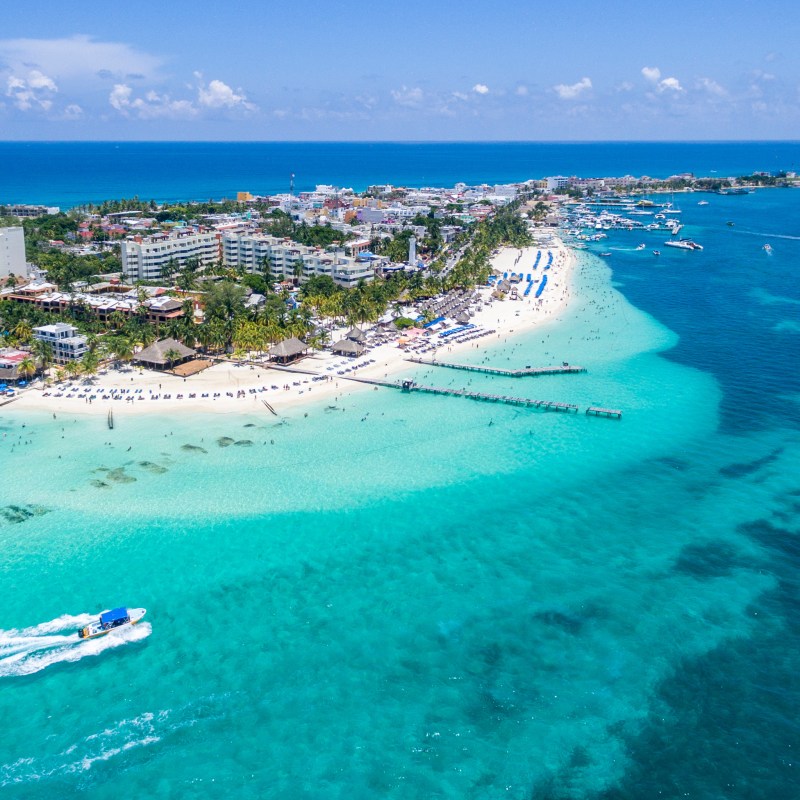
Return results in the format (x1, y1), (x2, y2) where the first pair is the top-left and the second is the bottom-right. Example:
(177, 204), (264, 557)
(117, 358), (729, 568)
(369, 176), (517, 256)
(0, 614), (151, 678)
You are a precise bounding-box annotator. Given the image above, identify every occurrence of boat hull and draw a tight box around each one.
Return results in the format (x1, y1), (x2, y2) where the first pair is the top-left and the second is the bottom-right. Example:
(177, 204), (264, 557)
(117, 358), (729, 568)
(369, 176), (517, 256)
(79, 608), (146, 639)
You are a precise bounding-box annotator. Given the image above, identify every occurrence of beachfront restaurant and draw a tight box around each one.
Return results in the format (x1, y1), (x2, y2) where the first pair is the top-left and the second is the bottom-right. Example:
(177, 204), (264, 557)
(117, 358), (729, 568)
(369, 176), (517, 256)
(268, 336), (308, 364)
(134, 338), (195, 371)
(331, 338), (365, 357)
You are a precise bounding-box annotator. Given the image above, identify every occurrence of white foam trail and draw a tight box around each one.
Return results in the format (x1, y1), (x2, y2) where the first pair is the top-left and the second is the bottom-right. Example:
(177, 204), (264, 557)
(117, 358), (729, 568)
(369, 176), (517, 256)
(0, 622), (151, 678)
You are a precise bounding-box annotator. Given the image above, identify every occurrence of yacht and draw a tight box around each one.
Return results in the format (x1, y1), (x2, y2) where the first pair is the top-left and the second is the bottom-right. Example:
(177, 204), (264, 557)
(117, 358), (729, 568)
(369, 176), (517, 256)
(664, 239), (703, 251)
(79, 607), (146, 639)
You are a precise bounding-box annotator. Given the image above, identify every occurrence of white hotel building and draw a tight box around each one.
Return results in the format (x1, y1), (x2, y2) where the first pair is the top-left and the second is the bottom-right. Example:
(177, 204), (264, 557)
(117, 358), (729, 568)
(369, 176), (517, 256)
(222, 233), (375, 288)
(121, 230), (220, 281)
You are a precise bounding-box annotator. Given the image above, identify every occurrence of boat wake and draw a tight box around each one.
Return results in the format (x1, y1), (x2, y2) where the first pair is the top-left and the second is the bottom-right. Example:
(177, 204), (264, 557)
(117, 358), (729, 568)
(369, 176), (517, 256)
(0, 613), (151, 677)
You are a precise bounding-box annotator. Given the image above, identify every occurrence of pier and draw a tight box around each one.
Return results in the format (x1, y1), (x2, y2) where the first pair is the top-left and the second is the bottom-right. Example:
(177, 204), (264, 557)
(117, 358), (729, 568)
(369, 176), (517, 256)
(405, 358), (586, 378)
(586, 406), (622, 419)
(347, 377), (580, 412)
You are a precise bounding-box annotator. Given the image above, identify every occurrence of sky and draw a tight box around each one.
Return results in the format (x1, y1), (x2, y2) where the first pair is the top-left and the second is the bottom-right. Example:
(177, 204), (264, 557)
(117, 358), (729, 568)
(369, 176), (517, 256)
(1, 0), (798, 141)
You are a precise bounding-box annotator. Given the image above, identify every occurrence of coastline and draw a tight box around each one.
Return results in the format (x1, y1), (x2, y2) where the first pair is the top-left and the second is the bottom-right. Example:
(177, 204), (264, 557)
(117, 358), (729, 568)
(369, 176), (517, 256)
(6, 239), (576, 419)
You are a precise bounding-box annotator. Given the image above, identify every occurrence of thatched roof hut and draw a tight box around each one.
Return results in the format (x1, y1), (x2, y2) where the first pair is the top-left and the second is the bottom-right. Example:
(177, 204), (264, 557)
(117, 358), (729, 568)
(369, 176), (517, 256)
(134, 338), (195, 370)
(332, 338), (366, 357)
(345, 327), (367, 343)
(268, 336), (308, 364)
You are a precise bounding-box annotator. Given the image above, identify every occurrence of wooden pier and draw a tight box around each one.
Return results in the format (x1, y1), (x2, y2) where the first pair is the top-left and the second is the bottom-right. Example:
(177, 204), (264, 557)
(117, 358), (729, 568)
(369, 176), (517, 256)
(586, 406), (622, 419)
(347, 377), (579, 412)
(406, 357), (586, 378)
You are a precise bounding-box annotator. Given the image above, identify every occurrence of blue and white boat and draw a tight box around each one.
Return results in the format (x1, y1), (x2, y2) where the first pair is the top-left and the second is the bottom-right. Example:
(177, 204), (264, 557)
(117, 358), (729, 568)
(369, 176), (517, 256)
(78, 607), (146, 639)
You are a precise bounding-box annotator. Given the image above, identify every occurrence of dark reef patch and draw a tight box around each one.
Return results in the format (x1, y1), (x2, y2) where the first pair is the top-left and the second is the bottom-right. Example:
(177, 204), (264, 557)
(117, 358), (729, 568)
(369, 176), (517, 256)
(674, 540), (743, 579)
(181, 444), (208, 454)
(719, 447), (783, 479)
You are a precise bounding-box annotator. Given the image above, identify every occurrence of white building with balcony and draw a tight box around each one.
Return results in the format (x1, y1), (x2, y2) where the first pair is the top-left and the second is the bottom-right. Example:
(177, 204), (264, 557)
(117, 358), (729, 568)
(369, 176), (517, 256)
(222, 233), (374, 288)
(121, 230), (220, 281)
(32, 323), (88, 363)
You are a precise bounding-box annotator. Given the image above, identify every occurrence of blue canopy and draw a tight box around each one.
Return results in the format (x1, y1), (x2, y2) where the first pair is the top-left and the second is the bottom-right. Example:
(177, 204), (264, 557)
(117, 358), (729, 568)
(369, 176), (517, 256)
(101, 607), (128, 625)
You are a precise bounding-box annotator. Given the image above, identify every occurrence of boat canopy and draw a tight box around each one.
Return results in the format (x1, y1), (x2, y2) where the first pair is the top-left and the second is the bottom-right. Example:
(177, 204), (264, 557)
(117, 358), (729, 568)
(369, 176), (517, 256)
(100, 607), (129, 625)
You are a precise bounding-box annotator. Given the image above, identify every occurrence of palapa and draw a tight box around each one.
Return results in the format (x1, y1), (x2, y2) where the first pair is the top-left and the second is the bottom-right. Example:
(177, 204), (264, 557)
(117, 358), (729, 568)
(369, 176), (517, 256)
(332, 338), (366, 356)
(134, 338), (195, 368)
(268, 336), (308, 362)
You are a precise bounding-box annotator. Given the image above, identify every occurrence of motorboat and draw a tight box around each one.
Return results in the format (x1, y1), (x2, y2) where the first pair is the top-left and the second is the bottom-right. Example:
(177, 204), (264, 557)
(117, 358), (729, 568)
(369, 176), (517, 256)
(763, 244), (773, 254)
(698, 201), (709, 206)
(653, 250), (661, 256)
(78, 607), (146, 639)
(664, 239), (703, 251)
(635, 243), (646, 250)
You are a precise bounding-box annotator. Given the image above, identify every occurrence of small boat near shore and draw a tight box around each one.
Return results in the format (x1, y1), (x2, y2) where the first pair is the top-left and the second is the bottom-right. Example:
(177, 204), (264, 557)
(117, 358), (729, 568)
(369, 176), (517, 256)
(79, 607), (146, 639)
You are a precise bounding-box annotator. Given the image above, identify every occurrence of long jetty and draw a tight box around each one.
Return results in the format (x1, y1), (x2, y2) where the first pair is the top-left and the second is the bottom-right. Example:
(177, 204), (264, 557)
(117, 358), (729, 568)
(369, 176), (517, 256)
(347, 377), (581, 413)
(405, 358), (586, 378)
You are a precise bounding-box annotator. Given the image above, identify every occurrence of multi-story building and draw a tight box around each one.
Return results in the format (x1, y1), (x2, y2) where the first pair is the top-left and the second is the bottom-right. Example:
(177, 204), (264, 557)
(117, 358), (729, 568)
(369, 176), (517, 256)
(121, 230), (220, 281)
(0, 226), (26, 278)
(222, 233), (375, 288)
(32, 323), (88, 363)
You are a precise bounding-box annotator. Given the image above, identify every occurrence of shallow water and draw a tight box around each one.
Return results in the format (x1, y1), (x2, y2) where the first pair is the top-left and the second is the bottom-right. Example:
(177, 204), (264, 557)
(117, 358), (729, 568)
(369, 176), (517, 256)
(1, 190), (799, 798)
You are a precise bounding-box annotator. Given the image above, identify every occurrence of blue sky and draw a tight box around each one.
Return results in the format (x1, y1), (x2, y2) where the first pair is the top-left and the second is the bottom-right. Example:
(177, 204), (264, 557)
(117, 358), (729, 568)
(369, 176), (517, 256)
(1, 0), (798, 140)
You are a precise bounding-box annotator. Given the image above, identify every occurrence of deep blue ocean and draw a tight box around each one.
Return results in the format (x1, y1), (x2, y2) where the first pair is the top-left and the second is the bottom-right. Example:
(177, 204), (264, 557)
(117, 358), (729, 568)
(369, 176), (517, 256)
(1, 140), (799, 208)
(1, 144), (799, 798)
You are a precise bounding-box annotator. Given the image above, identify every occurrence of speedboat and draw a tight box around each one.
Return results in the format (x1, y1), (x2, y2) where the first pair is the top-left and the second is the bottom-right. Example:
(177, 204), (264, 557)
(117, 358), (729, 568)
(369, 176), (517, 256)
(763, 244), (773, 254)
(635, 243), (646, 250)
(78, 607), (146, 639)
(664, 239), (703, 251)
(653, 250), (661, 256)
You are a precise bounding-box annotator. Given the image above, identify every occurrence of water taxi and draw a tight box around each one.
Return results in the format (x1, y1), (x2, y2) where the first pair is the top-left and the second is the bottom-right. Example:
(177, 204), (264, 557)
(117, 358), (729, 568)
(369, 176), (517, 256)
(78, 607), (146, 639)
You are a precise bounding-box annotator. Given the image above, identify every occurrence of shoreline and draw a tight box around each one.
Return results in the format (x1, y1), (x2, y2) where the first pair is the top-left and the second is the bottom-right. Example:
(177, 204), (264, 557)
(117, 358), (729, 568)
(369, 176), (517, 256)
(4, 239), (576, 419)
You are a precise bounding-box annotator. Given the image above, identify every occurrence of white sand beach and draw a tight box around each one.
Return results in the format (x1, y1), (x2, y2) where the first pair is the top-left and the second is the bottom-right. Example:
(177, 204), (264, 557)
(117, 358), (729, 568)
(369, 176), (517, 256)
(6, 239), (575, 419)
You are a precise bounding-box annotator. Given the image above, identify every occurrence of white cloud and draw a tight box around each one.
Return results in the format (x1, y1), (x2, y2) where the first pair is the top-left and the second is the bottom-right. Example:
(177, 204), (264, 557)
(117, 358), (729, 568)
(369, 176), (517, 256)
(5, 69), (58, 111)
(63, 103), (83, 119)
(473, 83), (489, 95)
(0, 35), (163, 83)
(697, 77), (727, 97)
(390, 86), (424, 107)
(109, 83), (198, 119)
(658, 77), (683, 93)
(616, 81), (635, 92)
(553, 77), (592, 100)
(515, 85), (529, 96)
(642, 66), (661, 83)
(452, 91), (469, 101)
(197, 77), (256, 111)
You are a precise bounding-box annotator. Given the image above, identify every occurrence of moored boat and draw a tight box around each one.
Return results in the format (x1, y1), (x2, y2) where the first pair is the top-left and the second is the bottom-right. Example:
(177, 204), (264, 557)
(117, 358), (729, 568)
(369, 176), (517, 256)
(78, 607), (146, 639)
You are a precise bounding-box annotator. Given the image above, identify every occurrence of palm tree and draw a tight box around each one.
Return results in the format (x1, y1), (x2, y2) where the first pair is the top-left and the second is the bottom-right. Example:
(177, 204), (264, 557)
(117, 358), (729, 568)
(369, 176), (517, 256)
(81, 350), (100, 377)
(13, 320), (32, 344)
(164, 347), (181, 372)
(17, 356), (37, 382)
(64, 360), (82, 380)
(30, 339), (53, 374)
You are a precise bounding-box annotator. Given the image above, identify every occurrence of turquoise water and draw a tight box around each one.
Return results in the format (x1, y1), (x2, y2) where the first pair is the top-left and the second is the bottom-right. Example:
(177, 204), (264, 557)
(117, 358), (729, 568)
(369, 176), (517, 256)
(2, 191), (799, 797)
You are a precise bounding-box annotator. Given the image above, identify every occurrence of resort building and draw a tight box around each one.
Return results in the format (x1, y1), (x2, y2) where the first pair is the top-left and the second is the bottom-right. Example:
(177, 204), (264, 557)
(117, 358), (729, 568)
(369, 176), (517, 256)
(32, 323), (88, 364)
(0, 226), (26, 278)
(121, 230), (220, 282)
(221, 232), (375, 288)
